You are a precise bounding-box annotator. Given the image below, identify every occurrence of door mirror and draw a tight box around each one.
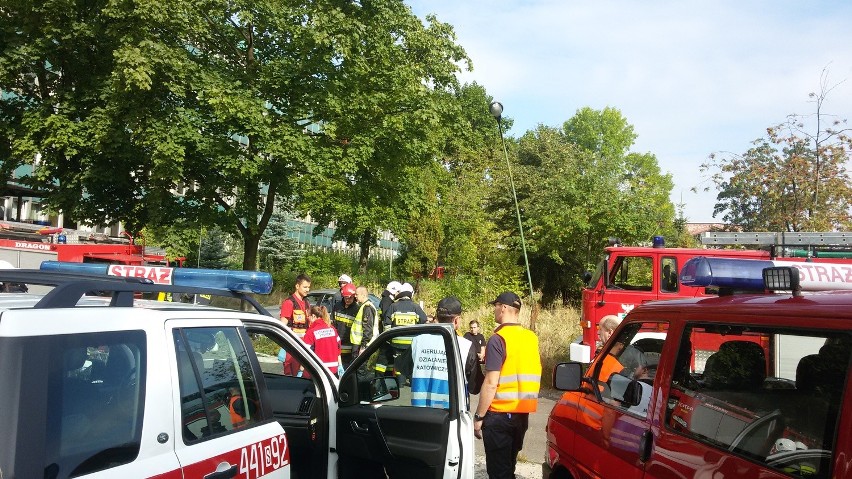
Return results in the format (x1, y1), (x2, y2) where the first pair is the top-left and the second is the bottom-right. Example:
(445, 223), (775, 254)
(553, 362), (583, 390)
(368, 376), (400, 403)
(582, 271), (593, 285)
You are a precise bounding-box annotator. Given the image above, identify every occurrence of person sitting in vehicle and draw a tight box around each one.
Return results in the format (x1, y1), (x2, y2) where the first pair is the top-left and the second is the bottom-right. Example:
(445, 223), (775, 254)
(596, 315), (624, 387)
(228, 386), (259, 429)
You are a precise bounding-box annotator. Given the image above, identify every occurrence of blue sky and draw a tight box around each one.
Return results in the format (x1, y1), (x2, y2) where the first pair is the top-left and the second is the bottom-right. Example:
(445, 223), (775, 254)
(408, 1), (852, 223)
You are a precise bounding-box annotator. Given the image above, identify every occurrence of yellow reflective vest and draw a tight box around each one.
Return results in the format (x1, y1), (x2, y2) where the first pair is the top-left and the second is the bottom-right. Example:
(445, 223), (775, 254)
(352, 301), (376, 345)
(490, 324), (541, 413)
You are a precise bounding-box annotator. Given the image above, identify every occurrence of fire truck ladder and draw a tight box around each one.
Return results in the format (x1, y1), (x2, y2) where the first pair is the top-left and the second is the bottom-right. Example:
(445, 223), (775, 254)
(701, 232), (852, 246)
(701, 231), (852, 259)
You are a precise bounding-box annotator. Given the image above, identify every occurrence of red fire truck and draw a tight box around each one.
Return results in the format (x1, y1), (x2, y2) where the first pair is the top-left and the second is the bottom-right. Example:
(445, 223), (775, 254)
(0, 221), (181, 268)
(576, 232), (852, 361)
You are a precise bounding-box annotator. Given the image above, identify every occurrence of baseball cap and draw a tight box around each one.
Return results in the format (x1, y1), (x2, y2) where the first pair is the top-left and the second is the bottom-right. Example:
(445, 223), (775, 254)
(338, 274), (352, 284)
(386, 281), (402, 295)
(436, 297), (462, 317)
(489, 291), (522, 309)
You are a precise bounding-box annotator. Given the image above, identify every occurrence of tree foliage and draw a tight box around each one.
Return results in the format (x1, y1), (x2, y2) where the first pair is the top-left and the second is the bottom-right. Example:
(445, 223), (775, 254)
(504, 107), (675, 303)
(297, 6), (469, 276)
(198, 227), (230, 270)
(1, 0), (469, 270)
(258, 207), (303, 271)
(396, 83), (521, 295)
(703, 74), (852, 231)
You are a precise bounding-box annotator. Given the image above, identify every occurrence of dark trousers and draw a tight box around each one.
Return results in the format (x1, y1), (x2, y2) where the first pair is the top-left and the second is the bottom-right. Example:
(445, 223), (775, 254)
(341, 349), (357, 369)
(482, 412), (529, 479)
(392, 347), (413, 386)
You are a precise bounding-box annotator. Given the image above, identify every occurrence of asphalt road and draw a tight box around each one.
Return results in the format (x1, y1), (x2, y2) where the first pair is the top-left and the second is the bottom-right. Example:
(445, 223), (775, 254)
(470, 389), (560, 467)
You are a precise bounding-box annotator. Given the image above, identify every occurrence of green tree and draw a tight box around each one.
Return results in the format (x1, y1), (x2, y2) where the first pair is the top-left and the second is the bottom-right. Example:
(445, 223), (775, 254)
(703, 74), (852, 231)
(198, 227), (230, 269)
(504, 108), (674, 304)
(298, 7), (469, 276)
(143, 220), (205, 264)
(1, 0), (468, 271)
(393, 83), (520, 296)
(433, 84), (518, 290)
(259, 208), (303, 271)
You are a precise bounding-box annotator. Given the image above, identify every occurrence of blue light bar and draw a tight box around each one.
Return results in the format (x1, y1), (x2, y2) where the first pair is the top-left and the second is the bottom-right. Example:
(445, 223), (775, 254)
(39, 261), (273, 294)
(681, 257), (852, 291)
(680, 257), (773, 290)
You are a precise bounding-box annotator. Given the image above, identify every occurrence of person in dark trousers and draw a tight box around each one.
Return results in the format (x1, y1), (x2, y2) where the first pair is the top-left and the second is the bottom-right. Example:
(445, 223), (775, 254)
(375, 281), (401, 377)
(354, 286), (376, 354)
(435, 297), (481, 395)
(382, 282), (426, 386)
(332, 283), (361, 369)
(473, 291), (542, 479)
(464, 319), (487, 363)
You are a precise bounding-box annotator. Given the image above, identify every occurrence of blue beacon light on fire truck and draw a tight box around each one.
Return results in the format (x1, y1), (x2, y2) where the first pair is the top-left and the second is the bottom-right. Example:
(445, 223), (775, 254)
(679, 257), (773, 290)
(680, 256), (852, 292)
(39, 261), (273, 294)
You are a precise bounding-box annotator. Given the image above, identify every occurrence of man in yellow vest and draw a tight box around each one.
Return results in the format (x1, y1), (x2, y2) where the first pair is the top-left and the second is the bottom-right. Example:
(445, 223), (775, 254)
(353, 286), (377, 353)
(473, 291), (541, 479)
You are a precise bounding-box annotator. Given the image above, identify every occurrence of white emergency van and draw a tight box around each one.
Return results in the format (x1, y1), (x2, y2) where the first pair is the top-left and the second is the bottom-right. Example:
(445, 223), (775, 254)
(0, 263), (474, 479)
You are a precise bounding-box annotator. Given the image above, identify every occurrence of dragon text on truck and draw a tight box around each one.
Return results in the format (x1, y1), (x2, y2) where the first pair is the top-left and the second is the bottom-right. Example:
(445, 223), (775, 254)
(0, 220), (182, 268)
(577, 231), (852, 361)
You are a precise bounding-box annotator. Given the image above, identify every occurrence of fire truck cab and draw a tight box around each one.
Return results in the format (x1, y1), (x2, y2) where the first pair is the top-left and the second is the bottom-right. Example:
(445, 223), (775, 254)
(578, 232), (852, 358)
(547, 258), (852, 479)
(0, 220), (181, 268)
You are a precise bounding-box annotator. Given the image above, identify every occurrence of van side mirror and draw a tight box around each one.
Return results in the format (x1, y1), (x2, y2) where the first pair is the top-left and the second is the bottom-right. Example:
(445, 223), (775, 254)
(553, 362), (583, 391)
(582, 271), (592, 285)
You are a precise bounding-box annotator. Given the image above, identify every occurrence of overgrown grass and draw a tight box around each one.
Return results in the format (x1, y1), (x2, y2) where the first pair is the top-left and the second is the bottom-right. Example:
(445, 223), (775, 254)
(249, 291), (580, 388)
(458, 303), (581, 389)
(258, 249), (579, 389)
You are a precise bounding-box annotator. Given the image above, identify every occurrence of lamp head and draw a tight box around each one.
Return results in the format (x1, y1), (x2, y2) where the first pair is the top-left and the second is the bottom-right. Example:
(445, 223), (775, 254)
(489, 101), (504, 121)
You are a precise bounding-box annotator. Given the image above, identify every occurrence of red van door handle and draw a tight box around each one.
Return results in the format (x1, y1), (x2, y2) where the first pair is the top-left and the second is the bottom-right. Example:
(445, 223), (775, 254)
(639, 430), (653, 462)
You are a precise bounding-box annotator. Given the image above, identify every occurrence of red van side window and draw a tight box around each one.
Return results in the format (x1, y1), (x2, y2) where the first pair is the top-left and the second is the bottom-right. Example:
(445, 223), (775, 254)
(667, 326), (851, 478)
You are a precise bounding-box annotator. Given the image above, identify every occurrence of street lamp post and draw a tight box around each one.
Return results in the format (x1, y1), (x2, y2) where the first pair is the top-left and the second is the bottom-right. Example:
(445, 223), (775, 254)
(490, 101), (535, 306)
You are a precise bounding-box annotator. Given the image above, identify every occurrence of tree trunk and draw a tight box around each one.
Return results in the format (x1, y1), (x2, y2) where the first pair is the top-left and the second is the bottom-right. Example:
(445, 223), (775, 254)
(358, 230), (373, 275)
(243, 231), (260, 271)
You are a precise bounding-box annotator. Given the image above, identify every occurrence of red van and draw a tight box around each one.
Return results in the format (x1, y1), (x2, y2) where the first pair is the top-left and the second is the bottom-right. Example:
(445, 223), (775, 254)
(546, 260), (852, 479)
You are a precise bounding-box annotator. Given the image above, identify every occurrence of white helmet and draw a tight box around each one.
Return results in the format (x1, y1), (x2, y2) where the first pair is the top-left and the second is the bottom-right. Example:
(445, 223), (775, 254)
(337, 274), (352, 284)
(386, 281), (402, 296)
(771, 438), (796, 454)
(401, 283), (414, 294)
